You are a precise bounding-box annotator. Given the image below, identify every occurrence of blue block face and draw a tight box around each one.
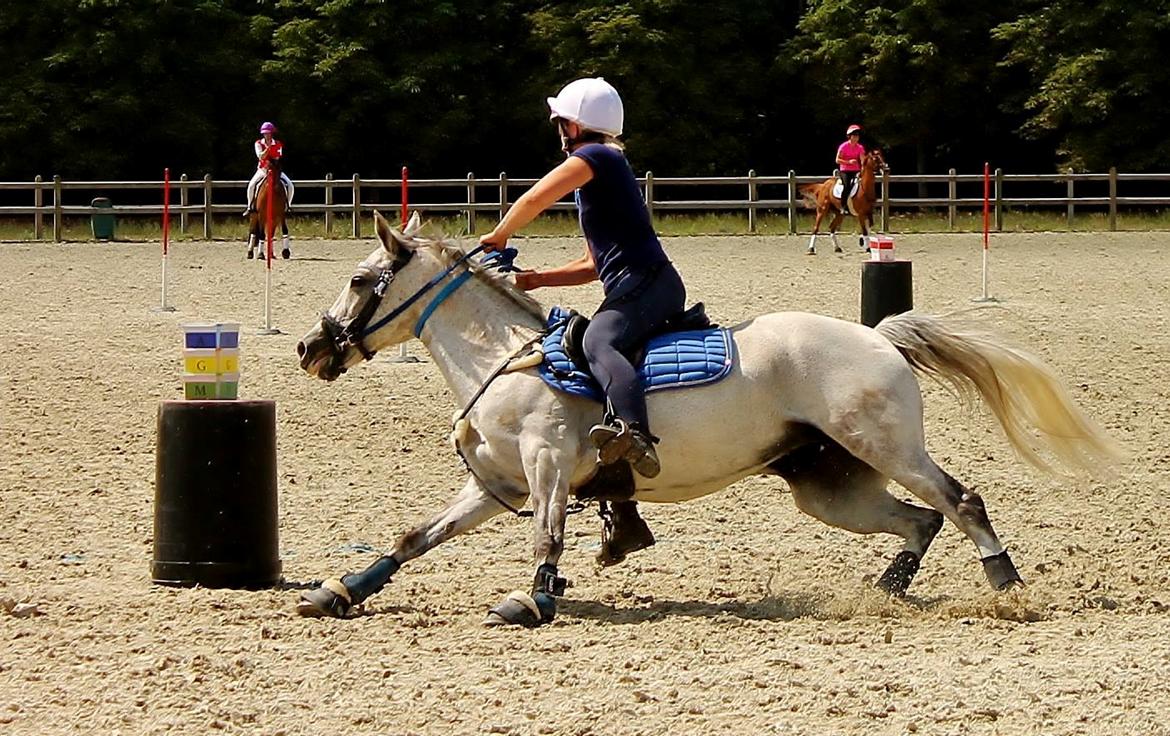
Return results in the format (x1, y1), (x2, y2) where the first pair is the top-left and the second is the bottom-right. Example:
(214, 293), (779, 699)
(185, 332), (218, 348)
(184, 330), (240, 348)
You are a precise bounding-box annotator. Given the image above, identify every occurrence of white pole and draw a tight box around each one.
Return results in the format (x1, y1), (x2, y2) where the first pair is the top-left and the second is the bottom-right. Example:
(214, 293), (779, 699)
(157, 167), (176, 312)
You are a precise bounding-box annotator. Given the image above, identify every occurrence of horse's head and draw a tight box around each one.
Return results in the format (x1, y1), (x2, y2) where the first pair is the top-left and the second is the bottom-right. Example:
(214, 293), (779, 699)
(297, 210), (432, 381)
(866, 149), (888, 173)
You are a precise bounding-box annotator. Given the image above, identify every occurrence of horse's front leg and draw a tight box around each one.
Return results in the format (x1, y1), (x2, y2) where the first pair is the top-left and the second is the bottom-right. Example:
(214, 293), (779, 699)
(484, 441), (577, 628)
(296, 476), (510, 618)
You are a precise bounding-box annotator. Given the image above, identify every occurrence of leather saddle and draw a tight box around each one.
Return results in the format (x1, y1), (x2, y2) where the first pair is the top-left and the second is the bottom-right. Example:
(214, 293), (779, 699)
(561, 302), (714, 375)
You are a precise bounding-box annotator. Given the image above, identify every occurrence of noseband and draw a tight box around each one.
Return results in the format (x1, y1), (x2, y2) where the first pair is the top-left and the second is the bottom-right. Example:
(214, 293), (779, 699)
(320, 244), (489, 366)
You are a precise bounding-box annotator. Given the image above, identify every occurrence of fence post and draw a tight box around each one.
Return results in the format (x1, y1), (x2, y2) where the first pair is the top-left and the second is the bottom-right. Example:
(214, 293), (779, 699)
(498, 172), (508, 221)
(466, 172), (476, 234)
(747, 169), (758, 233)
(202, 174), (213, 239)
(179, 174), (189, 234)
(787, 170), (797, 234)
(1066, 168), (1074, 228)
(324, 173), (333, 235)
(1108, 166), (1117, 231)
(642, 171), (655, 223)
(53, 175), (62, 242)
(34, 175), (43, 240)
(352, 174), (361, 238)
(947, 168), (957, 230)
(994, 168), (1004, 231)
(880, 168), (890, 232)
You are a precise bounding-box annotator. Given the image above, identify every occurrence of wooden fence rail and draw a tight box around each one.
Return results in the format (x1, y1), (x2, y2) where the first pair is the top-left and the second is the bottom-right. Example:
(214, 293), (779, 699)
(0, 168), (1165, 241)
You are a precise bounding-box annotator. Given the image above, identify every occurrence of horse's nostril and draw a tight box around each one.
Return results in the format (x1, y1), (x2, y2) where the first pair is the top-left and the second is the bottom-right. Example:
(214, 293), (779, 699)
(296, 341), (306, 357)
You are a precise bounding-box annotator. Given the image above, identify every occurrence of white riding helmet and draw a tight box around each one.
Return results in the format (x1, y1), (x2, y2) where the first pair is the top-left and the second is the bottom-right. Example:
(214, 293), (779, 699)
(547, 77), (624, 137)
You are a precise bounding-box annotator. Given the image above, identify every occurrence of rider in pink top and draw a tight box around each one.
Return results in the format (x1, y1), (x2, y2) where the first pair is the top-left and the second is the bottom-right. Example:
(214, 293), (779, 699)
(836, 124), (865, 214)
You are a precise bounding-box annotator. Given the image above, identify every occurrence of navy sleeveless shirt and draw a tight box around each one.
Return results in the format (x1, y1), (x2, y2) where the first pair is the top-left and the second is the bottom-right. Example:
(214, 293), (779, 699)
(571, 143), (668, 296)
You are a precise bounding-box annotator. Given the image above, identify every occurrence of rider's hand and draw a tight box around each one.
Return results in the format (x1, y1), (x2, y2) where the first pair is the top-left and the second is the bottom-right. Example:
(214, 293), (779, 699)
(479, 230), (508, 253)
(513, 270), (541, 291)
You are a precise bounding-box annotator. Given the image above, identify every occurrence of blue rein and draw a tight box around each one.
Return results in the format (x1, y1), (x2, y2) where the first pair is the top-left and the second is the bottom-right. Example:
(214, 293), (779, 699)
(358, 244), (519, 342)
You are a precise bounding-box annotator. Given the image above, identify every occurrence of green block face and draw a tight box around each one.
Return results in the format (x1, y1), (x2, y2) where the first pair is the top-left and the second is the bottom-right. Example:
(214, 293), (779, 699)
(184, 381), (217, 400)
(217, 382), (239, 400)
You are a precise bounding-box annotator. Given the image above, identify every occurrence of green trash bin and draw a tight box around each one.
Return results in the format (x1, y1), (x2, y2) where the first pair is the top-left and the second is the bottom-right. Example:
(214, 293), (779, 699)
(91, 197), (115, 240)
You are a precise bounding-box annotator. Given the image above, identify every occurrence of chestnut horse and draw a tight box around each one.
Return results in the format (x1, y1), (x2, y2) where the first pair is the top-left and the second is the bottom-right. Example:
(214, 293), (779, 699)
(246, 159), (290, 261)
(801, 149), (887, 255)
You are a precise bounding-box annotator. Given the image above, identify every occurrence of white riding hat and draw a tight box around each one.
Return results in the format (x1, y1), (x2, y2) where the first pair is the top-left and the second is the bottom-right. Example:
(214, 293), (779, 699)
(547, 77), (624, 137)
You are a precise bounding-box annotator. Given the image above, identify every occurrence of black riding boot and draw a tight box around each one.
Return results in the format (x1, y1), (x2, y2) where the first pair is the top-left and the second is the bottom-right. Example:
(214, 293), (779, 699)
(840, 173), (854, 214)
(597, 500), (656, 566)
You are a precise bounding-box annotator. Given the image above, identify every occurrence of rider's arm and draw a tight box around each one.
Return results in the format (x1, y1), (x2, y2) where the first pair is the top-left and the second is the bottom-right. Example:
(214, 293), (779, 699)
(517, 244), (598, 290)
(480, 157), (594, 251)
(835, 143), (853, 167)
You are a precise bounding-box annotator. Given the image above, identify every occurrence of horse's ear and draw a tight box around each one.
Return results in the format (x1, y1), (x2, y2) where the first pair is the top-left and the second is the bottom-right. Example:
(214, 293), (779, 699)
(374, 210), (411, 254)
(404, 210), (422, 236)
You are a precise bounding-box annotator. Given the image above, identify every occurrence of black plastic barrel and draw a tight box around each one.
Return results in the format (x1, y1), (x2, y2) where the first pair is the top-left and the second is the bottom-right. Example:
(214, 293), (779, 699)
(152, 400), (281, 588)
(861, 260), (914, 328)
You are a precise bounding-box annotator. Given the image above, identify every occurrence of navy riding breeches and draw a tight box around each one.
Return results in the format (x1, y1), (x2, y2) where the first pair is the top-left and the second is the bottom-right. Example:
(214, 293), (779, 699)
(581, 263), (686, 433)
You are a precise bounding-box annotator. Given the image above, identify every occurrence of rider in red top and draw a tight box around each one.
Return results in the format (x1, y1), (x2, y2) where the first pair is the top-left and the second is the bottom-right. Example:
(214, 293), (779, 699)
(244, 122), (294, 215)
(835, 124), (865, 214)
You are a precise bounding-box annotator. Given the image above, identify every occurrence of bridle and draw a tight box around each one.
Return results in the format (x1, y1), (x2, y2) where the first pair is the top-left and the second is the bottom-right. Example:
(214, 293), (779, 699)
(319, 243), (487, 368)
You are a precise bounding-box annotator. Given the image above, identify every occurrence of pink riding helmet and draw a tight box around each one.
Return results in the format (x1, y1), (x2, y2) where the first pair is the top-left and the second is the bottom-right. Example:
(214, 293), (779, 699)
(260, 122), (277, 134)
(846, 124), (862, 136)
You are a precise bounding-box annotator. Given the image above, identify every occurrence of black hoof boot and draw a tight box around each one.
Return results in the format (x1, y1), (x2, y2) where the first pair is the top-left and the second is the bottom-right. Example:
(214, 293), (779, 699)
(597, 501), (656, 567)
(982, 550), (1024, 591)
(876, 550), (921, 597)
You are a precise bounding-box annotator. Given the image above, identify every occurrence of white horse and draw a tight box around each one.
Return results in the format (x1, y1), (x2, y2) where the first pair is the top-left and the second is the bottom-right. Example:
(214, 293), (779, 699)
(294, 211), (1120, 627)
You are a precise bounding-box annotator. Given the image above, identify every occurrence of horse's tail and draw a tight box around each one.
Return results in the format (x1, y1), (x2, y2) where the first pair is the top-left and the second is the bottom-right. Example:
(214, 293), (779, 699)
(874, 311), (1124, 476)
(797, 183), (820, 208)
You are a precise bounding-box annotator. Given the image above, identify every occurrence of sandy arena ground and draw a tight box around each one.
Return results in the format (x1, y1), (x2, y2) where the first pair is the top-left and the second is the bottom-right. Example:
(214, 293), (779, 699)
(1, 229), (1168, 735)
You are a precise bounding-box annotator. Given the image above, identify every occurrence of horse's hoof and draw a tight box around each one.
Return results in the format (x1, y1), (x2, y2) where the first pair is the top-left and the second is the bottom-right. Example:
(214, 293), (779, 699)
(281, 248), (291, 260)
(834, 246), (843, 253)
(295, 579), (352, 618)
(483, 590), (548, 628)
(246, 250), (254, 260)
(805, 248), (816, 256)
(982, 550), (1025, 591)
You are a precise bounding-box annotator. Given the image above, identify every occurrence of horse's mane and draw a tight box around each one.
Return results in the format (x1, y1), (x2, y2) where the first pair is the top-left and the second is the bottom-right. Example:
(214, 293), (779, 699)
(414, 235), (545, 322)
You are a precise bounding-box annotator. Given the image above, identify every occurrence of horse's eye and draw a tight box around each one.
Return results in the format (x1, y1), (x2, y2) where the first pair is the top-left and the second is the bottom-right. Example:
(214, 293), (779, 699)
(350, 275), (366, 288)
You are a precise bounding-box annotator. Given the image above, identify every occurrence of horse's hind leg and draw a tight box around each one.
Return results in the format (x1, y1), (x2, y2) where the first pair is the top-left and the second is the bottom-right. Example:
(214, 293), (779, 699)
(887, 458), (1023, 590)
(828, 213), (846, 252)
(818, 377), (1024, 591)
(296, 476), (511, 618)
(771, 441), (943, 596)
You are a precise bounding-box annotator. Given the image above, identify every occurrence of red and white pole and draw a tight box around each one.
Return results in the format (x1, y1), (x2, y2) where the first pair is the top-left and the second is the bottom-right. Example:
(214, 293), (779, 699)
(159, 168), (175, 311)
(262, 168), (276, 332)
(392, 165), (419, 362)
(401, 165), (409, 229)
(981, 162), (991, 300)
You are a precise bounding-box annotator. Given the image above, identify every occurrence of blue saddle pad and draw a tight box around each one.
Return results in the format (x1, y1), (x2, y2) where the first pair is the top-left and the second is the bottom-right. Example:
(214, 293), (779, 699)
(538, 306), (734, 402)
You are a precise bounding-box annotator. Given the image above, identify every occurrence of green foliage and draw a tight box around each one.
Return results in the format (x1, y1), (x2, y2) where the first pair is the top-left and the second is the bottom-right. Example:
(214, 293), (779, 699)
(0, 1), (1164, 179)
(992, 0), (1170, 170)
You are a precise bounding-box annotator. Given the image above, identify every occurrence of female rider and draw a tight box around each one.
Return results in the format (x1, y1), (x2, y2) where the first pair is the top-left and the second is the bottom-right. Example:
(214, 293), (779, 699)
(835, 124), (865, 214)
(244, 121), (294, 216)
(480, 77), (686, 481)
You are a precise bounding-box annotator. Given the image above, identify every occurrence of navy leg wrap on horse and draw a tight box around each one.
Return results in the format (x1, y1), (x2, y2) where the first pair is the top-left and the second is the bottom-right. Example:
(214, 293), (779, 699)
(341, 555), (401, 603)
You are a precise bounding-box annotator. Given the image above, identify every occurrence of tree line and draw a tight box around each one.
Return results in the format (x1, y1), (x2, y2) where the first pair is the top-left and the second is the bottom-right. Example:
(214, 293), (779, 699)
(1, 0), (1166, 181)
